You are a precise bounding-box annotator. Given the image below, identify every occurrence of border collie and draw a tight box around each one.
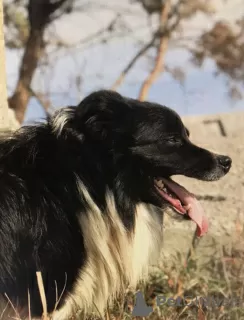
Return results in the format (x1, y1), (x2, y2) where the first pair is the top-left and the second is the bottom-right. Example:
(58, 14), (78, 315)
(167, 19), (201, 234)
(0, 90), (231, 319)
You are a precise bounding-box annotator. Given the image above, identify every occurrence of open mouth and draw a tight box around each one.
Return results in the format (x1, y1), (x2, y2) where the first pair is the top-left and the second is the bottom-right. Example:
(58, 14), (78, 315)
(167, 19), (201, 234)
(154, 177), (208, 237)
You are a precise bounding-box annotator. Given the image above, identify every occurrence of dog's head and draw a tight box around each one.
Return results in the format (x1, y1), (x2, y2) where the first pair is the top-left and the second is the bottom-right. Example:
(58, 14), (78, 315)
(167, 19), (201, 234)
(54, 90), (232, 235)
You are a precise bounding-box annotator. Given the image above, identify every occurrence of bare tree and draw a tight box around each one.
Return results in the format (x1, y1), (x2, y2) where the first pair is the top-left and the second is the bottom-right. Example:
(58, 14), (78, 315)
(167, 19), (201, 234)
(4, 0), (244, 124)
(4, 0), (123, 124)
(138, 0), (170, 101)
(0, 0), (9, 129)
(7, 0), (75, 123)
(113, 0), (216, 99)
(113, 0), (244, 101)
(0, 0), (19, 131)
(192, 20), (244, 99)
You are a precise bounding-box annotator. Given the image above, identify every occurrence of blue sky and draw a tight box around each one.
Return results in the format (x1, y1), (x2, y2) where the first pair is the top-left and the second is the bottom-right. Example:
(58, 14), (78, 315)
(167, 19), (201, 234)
(20, 45), (244, 125)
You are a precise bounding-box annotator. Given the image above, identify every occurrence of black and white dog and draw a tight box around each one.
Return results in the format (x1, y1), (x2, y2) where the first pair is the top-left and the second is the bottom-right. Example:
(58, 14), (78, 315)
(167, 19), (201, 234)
(0, 90), (231, 319)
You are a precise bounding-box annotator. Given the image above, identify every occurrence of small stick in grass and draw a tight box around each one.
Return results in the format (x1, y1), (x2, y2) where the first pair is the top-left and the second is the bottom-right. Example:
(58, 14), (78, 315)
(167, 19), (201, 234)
(4, 293), (21, 319)
(28, 289), (32, 320)
(0, 300), (10, 319)
(36, 271), (49, 319)
(52, 273), (67, 314)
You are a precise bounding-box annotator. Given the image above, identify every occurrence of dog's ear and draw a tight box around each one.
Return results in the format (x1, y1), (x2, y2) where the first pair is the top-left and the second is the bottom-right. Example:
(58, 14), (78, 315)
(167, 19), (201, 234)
(75, 90), (133, 143)
(76, 90), (122, 120)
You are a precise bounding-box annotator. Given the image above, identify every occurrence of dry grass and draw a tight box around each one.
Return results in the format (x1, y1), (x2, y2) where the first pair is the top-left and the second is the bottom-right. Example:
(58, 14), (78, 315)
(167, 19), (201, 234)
(105, 230), (244, 320)
(2, 232), (244, 320)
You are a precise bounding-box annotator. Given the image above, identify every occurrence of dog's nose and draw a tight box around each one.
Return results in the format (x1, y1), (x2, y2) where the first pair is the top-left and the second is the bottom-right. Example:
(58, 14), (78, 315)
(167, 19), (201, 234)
(217, 155), (232, 173)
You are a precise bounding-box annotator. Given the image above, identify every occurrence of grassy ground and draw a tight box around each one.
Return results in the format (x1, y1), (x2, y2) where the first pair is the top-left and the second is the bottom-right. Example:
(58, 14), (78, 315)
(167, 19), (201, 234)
(107, 230), (244, 320)
(4, 230), (244, 320)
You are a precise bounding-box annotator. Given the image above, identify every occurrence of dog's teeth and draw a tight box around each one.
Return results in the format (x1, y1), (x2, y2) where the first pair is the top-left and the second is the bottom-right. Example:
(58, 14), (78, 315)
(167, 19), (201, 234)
(184, 204), (192, 211)
(156, 180), (164, 189)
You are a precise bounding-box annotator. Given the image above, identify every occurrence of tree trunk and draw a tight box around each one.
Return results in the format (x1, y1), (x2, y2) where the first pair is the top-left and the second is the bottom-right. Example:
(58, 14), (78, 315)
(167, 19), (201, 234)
(138, 1), (170, 101)
(0, 0), (10, 130)
(8, 28), (45, 124)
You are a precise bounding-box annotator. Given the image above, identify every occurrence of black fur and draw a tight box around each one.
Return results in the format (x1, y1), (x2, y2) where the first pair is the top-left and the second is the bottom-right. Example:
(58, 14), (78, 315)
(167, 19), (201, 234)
(0, 90), (231, 317)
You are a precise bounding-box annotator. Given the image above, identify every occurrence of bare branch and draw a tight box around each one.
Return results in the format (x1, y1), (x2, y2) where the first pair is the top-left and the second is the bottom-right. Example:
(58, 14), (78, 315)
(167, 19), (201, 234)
(111, 1), (183, 91)
(0, 0), (10, 129)
(78, 14), (121, 47)
(48, 0), (68, 15)
(9, 0), (71, 123)
(111, 35), (157, 90)
(138, 0), (171, 101)
(28, 87), (51, 113)
(36, 272), (49, 319)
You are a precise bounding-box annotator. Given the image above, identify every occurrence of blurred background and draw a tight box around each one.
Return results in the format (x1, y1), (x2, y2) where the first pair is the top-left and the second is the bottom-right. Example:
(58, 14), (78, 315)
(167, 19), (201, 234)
(3, 0), (244, 125)
(2, 0), (244, 319)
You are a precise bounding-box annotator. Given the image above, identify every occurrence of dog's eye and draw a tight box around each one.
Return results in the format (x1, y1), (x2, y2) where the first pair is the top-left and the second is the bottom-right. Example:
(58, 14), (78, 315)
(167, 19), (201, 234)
(167, 137), (182, 146)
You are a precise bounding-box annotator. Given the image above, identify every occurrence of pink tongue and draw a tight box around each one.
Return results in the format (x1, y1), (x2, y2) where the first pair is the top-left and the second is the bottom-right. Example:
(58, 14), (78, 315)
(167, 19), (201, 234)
(186, 197), (209, 237)
(161, 178), (209, 237)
